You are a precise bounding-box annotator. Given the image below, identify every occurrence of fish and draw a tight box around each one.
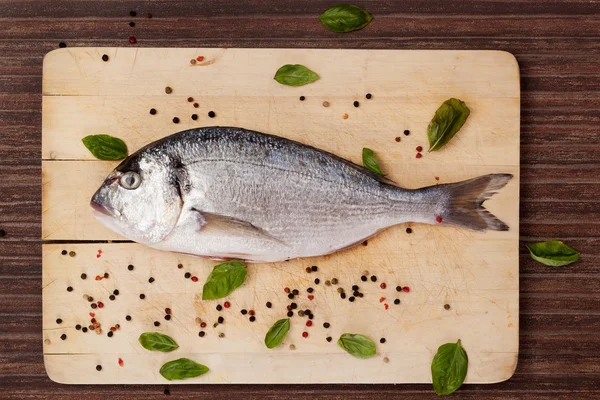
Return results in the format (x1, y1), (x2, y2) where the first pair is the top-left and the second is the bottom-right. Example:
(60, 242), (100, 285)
(91, 127), (512, 263)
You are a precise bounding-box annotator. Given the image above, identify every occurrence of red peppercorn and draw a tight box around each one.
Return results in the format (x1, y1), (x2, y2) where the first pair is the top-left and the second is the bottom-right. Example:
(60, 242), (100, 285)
(197, 56), (204, 62)
(284, 287), (290, 294)
(379, 297), (386, 303)
(129, 36), (137, 44)
(224, 301), (230, 308)
(191, 276), (198, 282)
(308, 295), (314, 300)
(380, 283), (386, 289)
(306, 320), (312, 327)
(89, 312), (95, 318)
(249, 310), (255, 316)
(118, 358), (124, 367)
(435, 176), (440, 181)
(403, 286), (410, 293)
(95, 275), (102, 281)
(302, 332), (308, 338)
(177, 263), (183, 269)
(384, 304), (389, 310)
(97, 301), (104, 308)
(436, 216), (443, 223)
(200, 322), (207, 328)
(416, 153), (422, 159)
(416, 146), (423, 152)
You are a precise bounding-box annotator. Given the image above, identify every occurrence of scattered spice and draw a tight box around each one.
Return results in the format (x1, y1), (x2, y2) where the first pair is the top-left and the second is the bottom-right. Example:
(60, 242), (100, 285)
(325, 280), (331, 286)
(363, 240), (368, 246)
(379, 297), (386, 303)
(314, 278), (320, 284)
(370, 275), (377, 282)
(383, 357), (389, 363)
(69, 251), (76, 257)
(361, 275), (367, 282)
(249, 310), (255, 316)
(200, 322), (207, 328)
(177, 264), (183, 269)
(331, 278), (338, 285)
(312, 266), (318, 272)
(380, 338), (386, 344)
(61, 250), (67, 255)
(191, 276), (198, 282)
(165, 86), (173, 94)
(366, 93), (372, 99)
(67, 286), (73, 292)
(118, 358), (124, 367)
(199, 331), (205, 337)
(96, 365), (102, 371)
(340, 292), (346, 299)
(129, 36), (137, 44)
(217, 316), (224, 324)
(284, 287), (290, 294)
(165, 308), (172, 315)
(216, 304), (223, 311)
(102, 54), (109, 62)
(326, 336), (332, 342)
(353, 101), (359, 108)
(154, 321), (160, 327)
(308, 295), (314, 301)
(406, 228), (412, 234)
(139, 294), (145, 299)
(337, 288), (344, 294)
(82, 327), (88, 333)
(249, 316), (256, 322)
(197, 56), (205, 62)
(129, 10), (137, 17)
(60, 334), (67, 340)
(444, 304), (450, 310)
(307, 287), (314, 293)
(172, 117), (180, 124)
(224, 301), (231, 308)
(322, 101), (330, 107)
(323, 322), (330, 328)
(146, 13), (152, 18)
(436, 216), (443, 223)
(148, 277), (155, 283)
(129, 22), (135, 27)
(349, 296), (355, 302)
(394, 299), (400, 305)
(384, 304), (389, 310)
(435, 176), (440, 181)
(108, 331), (114, 337)
(184, 272), (191, 279)
(126, 315), (132, 321)
(292, 289), (299, 295)
(299, 96), (305, 101)
(193, 103), (199, 108)
(302, 332), (308, 338)
(109, 295), (115, 301)
(187, 97), (194, 102)
(403, 286), (410, 293)
(191, 114), (198, 121)
(416, 146), (423, 152)
(404, 129), (410, 136)
(395, 137), (401, 142)
(352, 285), (359, 291)
(266, 302), (272, 308)
(208, 111), (216, 118)
(287, 311), (293, 317)
(149, 108), (157, 115)
(91, 303), (97, 309)
(290, 303), (297, 310)
(241, 309), (248, 315)
(305, 267), (312, 273)
(127, 265), (134, 271)
(56, 318), (62, 324)
(298, 310), (305, 317)
(416, 153), (422, 159)
(380, 283), (387, 289)
(342, 113), (348, 119)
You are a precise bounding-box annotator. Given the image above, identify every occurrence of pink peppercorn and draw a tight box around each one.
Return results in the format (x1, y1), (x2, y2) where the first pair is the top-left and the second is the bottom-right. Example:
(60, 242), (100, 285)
(97, 301), (104, 308)
(416, 153), (422, 159)
(302, 332), (308, 338)
(380, 283), (386, 289)
(416, 146), (423, 152)
(129, 36), (137, 44)
(403, 286), (410, 293)
(306, 320), (312, 327)
(191, 276), (198, 282)
(224, 301), (230, 308)
(436, 216), (443, 223)
(308, 295), (314, 300)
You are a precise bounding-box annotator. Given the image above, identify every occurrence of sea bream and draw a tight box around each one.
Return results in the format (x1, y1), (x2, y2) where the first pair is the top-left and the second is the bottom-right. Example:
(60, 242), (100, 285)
(91, 127), (512, 262)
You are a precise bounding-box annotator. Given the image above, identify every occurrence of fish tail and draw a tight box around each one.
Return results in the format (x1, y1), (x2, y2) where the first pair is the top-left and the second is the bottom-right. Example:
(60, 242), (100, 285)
(440, 173), (513, 231)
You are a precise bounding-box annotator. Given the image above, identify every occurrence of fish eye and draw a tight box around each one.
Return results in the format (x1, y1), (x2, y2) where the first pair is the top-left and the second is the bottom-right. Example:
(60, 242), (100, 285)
(120, 171), (141, 190)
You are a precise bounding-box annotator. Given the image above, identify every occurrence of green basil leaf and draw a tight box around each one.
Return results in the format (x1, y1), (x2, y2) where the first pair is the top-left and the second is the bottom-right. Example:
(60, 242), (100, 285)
(159, 358), (209, 381)
(431, 339), (468, 396)
(362, 148), (385, 176)
(82, 134), (128, 160)
(319, 4), (373, 33)
(337, 333), (376, 359)
(526, 240), (579, 267)
(274, 64), (320, 87)
(427, 98), (470, 152)
(202, 260), (247, 300)
(265, 318), (290, 349)
(138, 332), (179, 352)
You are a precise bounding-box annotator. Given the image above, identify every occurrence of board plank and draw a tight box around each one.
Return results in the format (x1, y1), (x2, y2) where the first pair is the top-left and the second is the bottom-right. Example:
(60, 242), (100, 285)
(41, 48), (520, 384)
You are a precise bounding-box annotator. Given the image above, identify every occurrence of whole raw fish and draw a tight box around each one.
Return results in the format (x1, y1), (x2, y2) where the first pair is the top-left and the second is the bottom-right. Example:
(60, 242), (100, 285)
(91, 127), (512, 262)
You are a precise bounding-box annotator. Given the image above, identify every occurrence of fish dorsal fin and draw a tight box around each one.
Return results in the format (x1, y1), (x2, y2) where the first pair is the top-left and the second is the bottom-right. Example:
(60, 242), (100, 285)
(191, 209), (287, 245)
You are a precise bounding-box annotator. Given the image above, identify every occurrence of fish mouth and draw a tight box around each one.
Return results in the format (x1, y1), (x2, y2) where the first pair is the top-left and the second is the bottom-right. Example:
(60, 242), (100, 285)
(90, 198), (118, 218)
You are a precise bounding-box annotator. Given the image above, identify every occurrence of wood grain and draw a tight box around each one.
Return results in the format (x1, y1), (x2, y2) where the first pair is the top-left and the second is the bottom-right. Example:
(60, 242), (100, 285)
(1, 0), (599, 397)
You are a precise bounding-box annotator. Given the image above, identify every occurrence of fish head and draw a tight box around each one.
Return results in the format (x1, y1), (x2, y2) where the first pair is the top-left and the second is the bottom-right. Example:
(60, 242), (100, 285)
(90, 150), (183, 244)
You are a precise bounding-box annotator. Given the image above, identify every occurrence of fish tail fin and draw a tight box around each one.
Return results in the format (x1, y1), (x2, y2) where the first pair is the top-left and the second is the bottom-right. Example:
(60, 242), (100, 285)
(438, 173), (513, 231)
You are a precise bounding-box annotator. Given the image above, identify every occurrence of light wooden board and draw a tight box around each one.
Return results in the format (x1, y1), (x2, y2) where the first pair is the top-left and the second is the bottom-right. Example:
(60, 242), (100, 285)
(42, 48), (520, 384)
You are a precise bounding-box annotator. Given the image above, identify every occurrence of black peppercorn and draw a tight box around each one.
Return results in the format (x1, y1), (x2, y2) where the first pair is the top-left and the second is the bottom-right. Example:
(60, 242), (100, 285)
(404, 129), (410, 136)
(154, 321), (160, 327)
(353, 101), (359, 107)
(67, 286), (73, 292)
(287, 311), (293, 317)
(61, 250), (67, 255)
(129, 21), (135, 27)
(127, 265), (134, 271)
(91, 318), (96, 323)
(75, 324), (81, 330)
(191, 114), (198, 120)
(353, 291), (359, 297)
(91, 303), (97, 309)
(292, 289), (299, 295)
(113, 289), (119, 296)
(311, 266), (318, 272)
(326, 336), (332, 342)
(358, 292), (364, 297)
(208, 111), (215, 118)
(149, 108), (156, 115)
(60, 334), (67, 340)
(82, 327), (88, 333)
(107, 331), (113, 337)
(87, 296), (94, 302)
(109, 295), (115, 301)
(103, 272), (109, 279)
(56, 318), (62, 324)
(241, 309), (248, 315)
(96, 364), (102, 371)
(288, 293), (294, 299)
(290, 302), (297, 309)
(340, 292), (346, 299)
(394, 299), (400, 305)
(216, 304), (223, 311)
(299, 96), (305, 101)
(139, 294), (145, 299)
(59, 42), (66, 48)
(249, 316), (256, 322)
(406, 227), (412, 234)
(349, 296), (355, 302)
(148, 277), (155, 283)
(314, 278), (320, 284)
(129, 10), (137, 17)
(199, 331), (205, 337)
(307, 287), (314, 293)
(396, 286), (402, 292)
(323, 322), (330, 328)
(164, 388), (170, 395)
(165, 315), (171, 321)
(218, 316), (224, 324)
(366, 93), (372, 99)
(380, 338), (386, 344)
(352, 285), (359, 291)
(172, 117), (180, 124)
(361, 275), (367, 282)
(184, 272), (191, 279)
(81, 273), (87, 280)
(102, 54), (109, 62)
(370, 275), (377, 282)
(126, 315), (132, 321)
(265, 302), (272, 308)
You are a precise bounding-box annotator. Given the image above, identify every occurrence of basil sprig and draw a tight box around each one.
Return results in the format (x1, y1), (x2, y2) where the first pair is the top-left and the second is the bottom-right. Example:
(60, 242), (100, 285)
(265, 318), (290, 349)
(427, 98), (470, 152)
(526, 240), (579, 267)
(431, 339), (468, 395)
(319, 4), (373, 33)
(274, 64), (320, 87)
(337, 333), (376, 359)
(362, 148), (385, 176)
(138, 332), (179, 352)
(202, 261), (248, 300)
(82, 134), (128, 160)
(159, 358), (209, 381)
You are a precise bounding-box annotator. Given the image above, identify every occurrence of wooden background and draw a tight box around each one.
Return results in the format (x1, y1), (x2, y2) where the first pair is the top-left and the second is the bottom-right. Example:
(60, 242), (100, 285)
(0, 0), (598, 398)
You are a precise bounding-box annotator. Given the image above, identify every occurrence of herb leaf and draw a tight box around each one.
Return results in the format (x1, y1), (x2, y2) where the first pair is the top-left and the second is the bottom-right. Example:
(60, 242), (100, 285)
(362, 148), (385, 176)
(427, 98), (470, 152)
(526, 240), (579, 267)
(274, 64), (320, 87)
(319, 4), (373, 33)
(82, 134), (128, 160)
(138, 332), (179, 352)
(431, 339), (468, 396)
(265, 318), (291, 349)
(159, 358), (209, 381)
(337, 333), (376, 359)
(202, 261), (247, 300)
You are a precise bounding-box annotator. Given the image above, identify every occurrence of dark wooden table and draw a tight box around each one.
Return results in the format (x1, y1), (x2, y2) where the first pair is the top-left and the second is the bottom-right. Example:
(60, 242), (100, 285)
(1, 1), (599, 398)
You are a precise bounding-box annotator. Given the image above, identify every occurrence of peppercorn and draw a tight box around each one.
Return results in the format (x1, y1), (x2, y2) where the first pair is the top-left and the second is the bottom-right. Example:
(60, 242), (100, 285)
(165, 315), (171, 321)
(358, 293), (364, 298)
(353, 101), (359, 108)
(406, 227), (412, 234)
(404, 129), (410, 136)
(361, 275), (367, 282)
(129, 10), (136, 17)
(127, 265), (134, 271)
(126, 315), (132, 321)
(287, 311), (293, 317)
(340, 292), (346, 299)
(337, 288), (344, 294)
(148, 277), (155, 283)
(349, 296), (355, 302)
(113, 289), (119, 296)
(59, 42), (66, 48)
(129, 22), (135, 27)
(416, 153), (422, 159)
(82, 327), (88, 333)
(61, 250), (67, 255)
(241, 309), (248, 315)
(323, 322), (330, 328)
(216, 304), (223, 311)
(101, 54), (109, 62)
(208, 111), (215, 118)
(366, 93), (372, 99)
(383, 357), (390, 363)
(325, 280), (331, 286)
(249, 316), (256, 322)
(200, 322), (206, 328)
(403, 286), (410, 293)
(266, 302), (272, 308)
(109, 295), (115, 301)
(187, 97), (194, 102)
(199, 331), (205, 337)
(380, 283), (387, 289)
(394, 299), (400, 305)
(191, 276), (198, 282)
(129, 36), (137, 44)
(164, 388), (170, 395)
(139, 294), (145, 299)
(326, 336), (332, 342)
(322, 101), (330, 107)
(91, 303), (97, 309)
(331, 278), (338, 285)
(308, 314), (314, 320)
(218, 316), (224, 324)
(184, 272), (191, 279)
(353, 291), (359, 297)
(165, 86), (172, 94)
(395, 137), (401, 142)
(284, 287), (290, 293)
(297, 310), (305, 317)
(380, 338), (386, 344)
(152, 321), (159, 327)
(371, 275), (377, 282)
(193, 103), (199, 108)
(96, 365), (102, 371)
(416, 146), (423, 152)
(352, 285), (359, 291)
(305, 267), (312, 273)
(302, 332), (308, 338)
(288, 293), (294, 299)
(213, 323), (218, 328)
(108, 331), (113, 337)
(55, 318), (62, 324)
(172, 117), (180, 124)
(69, 251), (76, 257)
(249, 310), (255, 316)
(91, 318), (96, 323)
(87, 296), (94, 302)
(292, 289), (299, 295)
(299, 96), (305, 101)
(444, 304), (450, 310)
(311, 266), (318, 272)
(314, 278), (320, 284)
(307, 287), (314, 293)
(191, 114), (198, 120)
(60, 334), (67, 340)
(67, 286), (73, 292)
(436, 216), (443, 223)
(146, 13), (152, 18)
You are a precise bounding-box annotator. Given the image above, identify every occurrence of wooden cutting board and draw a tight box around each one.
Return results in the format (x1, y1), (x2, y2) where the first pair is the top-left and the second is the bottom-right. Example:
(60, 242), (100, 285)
(41, 48), (520, 384)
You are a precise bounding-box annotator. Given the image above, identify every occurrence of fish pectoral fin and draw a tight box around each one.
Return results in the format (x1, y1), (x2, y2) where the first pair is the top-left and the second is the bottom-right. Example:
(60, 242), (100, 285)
(191, 209), (287, 246)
